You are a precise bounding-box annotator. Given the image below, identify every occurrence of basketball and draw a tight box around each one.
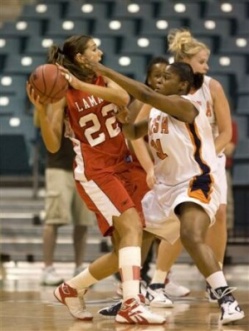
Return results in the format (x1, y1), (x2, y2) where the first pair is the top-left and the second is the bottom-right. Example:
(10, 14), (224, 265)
(29, 64), (69, 104)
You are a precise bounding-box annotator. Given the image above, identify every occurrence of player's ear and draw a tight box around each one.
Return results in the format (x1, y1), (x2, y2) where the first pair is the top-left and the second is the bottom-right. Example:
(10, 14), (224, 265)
(75, 53), (84, 64)
(179, 81), (188, 94)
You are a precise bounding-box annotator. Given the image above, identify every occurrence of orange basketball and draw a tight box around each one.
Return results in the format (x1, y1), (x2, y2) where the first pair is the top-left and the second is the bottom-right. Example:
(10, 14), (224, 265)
(29, 64), (68, 104)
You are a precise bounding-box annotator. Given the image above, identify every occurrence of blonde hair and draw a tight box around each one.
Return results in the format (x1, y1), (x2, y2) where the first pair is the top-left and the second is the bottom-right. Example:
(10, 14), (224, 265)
(168, 29), (210, 61)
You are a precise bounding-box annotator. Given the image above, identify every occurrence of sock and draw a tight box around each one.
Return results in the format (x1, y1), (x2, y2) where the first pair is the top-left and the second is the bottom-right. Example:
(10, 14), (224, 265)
(151, 269), (168, 285)
(119, 246), (141, 300)
(206, 271), (228, 290)
(68, 267), (98, 290)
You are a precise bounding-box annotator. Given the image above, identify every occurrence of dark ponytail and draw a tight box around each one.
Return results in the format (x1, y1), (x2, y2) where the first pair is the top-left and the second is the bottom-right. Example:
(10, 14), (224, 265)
(47, 35), (97, 83)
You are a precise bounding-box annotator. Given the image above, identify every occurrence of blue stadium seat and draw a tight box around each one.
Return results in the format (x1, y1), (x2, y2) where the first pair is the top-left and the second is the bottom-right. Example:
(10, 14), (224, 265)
(102, 54), (148, 82)
(0, 74), (27, 98)
(0, 114), (35, 142)
(112, 2), (156, 20)
(0, 133), (32, 175)
(233, 164), (249, 186)
(45, 19), (90, 38)
(210, 74), (232, 98)
(236, 95), (249, 115)
(93, 19), (138, 37)
(236, 20), (249, 37)
(3, 54), (46, 76)
(120, 36), (166, 58)
(138, 17), (185, 38)
(190, 18), (233, 36)
(65, 2), (111, 20)
(20, 3), (62, 20)
(237, 75), (249, 94)
(219, 37), (249, 56)
(93, 36), (118, 54)
(0, 96), (26, 116)
(204, 2), (248, 21)
(233, 115), (248, 139)
(234, 139), (249, 161)
(156, 2), (201, 21)
(0, 20), (43, 38)
(208, 55), (246, 82)
(25, 36), (64, 56)
(0, 37), (23, 55)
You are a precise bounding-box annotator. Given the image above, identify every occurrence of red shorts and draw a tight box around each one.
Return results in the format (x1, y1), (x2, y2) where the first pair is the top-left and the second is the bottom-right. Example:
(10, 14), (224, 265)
(75, 161), (149, 236)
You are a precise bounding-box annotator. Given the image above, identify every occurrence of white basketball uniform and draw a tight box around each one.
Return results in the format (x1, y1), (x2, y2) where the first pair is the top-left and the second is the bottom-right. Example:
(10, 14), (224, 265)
(189, 75), (227, 204)
(142, 96), (221, 232)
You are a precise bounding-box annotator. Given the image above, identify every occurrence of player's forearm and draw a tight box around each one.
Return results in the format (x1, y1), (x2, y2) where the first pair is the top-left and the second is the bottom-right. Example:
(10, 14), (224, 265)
(76, 81), (129, 106)
(131, 138), (154, 174)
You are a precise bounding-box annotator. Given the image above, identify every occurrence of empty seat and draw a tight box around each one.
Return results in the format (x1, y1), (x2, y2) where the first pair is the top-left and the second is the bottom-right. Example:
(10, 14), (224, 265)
(219, 37), (249, 56)
(103, 54), (148, 82)
(236, 95), (249, 115)
(120, 36), (166, 57)
(0, 96), (27, 116)
(0, 115), (35, 142)
(190, 35), (216, 53)
(204, 2), (248, 21)
(233, 115), (248, 139)
(237, 75), (249, 94)
(189, 18), (233, 46)
(233, 164), (249, 186)
(112, 2), (156, 20)
(65, 2), (111, 20)
(0, 20), (43, 38)
(0, 74), (27, 98)
(234, 139), (249, 161)
(93, 19), (138, 37)
(20, 3), (62, 20)
(139, 17), (185, 37)
(3, 54), (46, 75)
(156, 2), (201, 21)
(93, 36), (118, 54)
(0, 37), (23, 55)
(0, 133), (32, 175)
(236, 20), (249, 37)
(45, 19), (90, 38)
(210, 74), (232, 97)
(208, 55), (246, 82)
(25, 36), (64, 56)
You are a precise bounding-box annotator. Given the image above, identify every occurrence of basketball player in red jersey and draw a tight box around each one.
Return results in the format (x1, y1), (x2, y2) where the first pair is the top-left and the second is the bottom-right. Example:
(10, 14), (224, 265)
(26, 35), (165, 325)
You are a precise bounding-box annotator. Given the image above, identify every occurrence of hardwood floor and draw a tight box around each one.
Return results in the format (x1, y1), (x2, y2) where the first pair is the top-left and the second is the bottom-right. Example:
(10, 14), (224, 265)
(0, 262), (248, 331)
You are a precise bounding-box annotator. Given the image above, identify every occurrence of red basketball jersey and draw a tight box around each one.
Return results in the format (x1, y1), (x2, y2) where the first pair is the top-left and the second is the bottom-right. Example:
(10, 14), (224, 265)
(65, 76), (131, 181)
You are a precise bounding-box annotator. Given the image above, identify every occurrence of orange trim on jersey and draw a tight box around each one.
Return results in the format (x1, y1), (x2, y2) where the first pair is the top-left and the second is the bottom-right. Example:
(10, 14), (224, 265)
(185, 122), (214, 203)
(188, 182), (212, 203)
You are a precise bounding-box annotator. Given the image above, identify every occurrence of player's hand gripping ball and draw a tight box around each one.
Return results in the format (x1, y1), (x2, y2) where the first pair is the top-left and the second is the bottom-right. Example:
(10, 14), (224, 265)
(29, 64), (69, 104)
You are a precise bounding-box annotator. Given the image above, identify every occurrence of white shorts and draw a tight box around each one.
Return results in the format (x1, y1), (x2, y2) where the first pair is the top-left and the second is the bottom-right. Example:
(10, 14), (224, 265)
(217, 154), (227, 205)
(142, 176), (220, 228)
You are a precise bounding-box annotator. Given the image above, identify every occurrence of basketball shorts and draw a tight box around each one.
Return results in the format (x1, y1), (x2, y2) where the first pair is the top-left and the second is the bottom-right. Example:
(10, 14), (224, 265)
(75, 161), (149, 236)
(217, 153), (227, 205)
(142, 174), (221, 230)
(45, 168), (96, 226)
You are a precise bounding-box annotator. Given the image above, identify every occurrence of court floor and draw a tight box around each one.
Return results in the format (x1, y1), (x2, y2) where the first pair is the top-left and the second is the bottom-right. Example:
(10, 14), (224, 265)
(0, 262), (248, 331)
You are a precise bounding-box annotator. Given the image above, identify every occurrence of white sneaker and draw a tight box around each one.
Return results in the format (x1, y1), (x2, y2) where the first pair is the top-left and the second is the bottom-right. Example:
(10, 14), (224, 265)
(115, 294), (166, 325)
(212, 287), (245, 325)
(164, 277), (190, 297)
(146, 284), (174, 308)
(41, 266), (64, 286)
(54, 282), (93, 321)
(220, 299), (245, 325)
